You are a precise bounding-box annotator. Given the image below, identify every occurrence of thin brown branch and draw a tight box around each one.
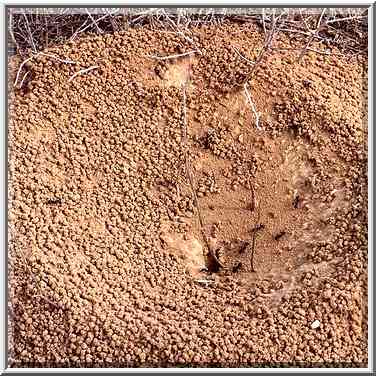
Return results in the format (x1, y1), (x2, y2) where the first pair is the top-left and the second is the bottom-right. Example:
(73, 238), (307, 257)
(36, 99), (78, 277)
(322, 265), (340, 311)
(181, 83), (211, 261)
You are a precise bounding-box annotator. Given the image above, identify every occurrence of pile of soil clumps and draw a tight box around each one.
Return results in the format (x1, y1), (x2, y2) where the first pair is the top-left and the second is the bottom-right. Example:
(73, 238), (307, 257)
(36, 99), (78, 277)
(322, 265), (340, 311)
(8, 22), (367, 367)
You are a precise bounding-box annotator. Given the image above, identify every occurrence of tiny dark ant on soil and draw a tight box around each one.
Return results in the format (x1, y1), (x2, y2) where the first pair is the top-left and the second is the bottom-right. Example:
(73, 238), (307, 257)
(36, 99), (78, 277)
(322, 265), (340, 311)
(238, 241), (250, 254)
(252, 223), (265, 232)
(303, 79), (312, 88)
(232, 262), (242, 273)
(292, 194), (300, 209)
(46, 197), (62, 205)
(274, 231), (286, 241)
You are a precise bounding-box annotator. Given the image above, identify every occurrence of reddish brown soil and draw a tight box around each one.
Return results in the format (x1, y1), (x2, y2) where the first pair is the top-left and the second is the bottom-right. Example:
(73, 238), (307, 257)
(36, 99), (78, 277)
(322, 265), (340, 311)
(8, 22), (367, 367)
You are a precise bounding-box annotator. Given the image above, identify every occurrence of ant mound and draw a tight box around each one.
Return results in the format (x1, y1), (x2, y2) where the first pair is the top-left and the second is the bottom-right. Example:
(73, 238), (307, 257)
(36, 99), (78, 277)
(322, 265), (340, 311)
(8, 23), (367, 367)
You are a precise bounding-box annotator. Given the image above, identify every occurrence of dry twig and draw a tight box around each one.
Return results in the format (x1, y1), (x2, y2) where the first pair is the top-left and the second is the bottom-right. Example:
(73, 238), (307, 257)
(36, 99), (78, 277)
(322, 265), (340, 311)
(85, 8), (104, 34)
(22, 10), (36, 53)
(39, 52), (77, 64)
(14, 52), (77, 87)
(298, 9), (326, 61)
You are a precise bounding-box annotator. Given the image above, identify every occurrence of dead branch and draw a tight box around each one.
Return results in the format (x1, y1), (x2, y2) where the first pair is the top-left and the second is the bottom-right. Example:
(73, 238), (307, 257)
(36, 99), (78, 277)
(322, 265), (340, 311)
(9, 13), (22, 56)
(14, 51), (78, 87)
(298, 9), (326, 62)
(326, 15), (367, 24)
(261, 9), (267, 36)
(22, 10), (36, 53)
(71, 10), (119, 40)
(161, 9), (202, 54)
(85, 8), (104, 34)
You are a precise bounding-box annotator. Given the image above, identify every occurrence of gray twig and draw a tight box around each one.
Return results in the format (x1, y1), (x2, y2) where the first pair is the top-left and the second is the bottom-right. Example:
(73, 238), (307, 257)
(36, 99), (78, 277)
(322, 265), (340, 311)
(298, 9), (326, 62)
(22, 10), (36, 53)
(85, 8), (103, 34)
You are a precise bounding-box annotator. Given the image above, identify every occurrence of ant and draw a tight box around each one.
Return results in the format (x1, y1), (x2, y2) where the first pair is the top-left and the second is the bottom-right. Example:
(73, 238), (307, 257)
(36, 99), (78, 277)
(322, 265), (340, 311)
(46, 197), (62, 205)
(274, 231), (286, 241)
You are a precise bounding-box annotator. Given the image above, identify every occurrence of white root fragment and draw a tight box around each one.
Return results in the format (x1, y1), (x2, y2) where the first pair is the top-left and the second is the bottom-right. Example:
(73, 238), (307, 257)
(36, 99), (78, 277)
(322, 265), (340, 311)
(14, 55), (35, 87)
(232, 46), (255, 65)
(39, 53), (77, 65)
(14, 52), (78, 87)
(195, 279), (214, 285)
(147, 50), (198, 61)
(19, 71), (30, 89)
(69, 66), (99, 82)
(243, 82), (261, 130)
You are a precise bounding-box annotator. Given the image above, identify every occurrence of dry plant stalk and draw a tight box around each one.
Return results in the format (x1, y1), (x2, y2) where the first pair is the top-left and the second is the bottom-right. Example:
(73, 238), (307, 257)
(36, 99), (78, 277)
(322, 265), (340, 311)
(242, 9), (283, 131)
(181, 82), (212, 263)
